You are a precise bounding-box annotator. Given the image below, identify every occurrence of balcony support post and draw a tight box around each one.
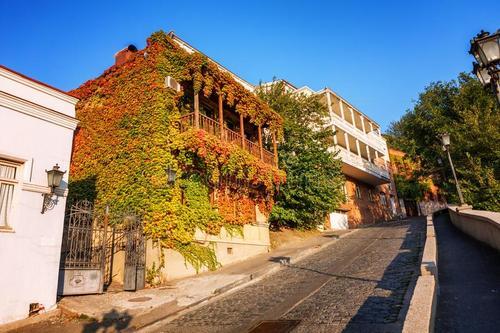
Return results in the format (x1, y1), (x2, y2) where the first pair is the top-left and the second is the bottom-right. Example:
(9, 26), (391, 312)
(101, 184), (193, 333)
(258, 125), (264, 161)
(194, 91), (200, 129)
(258, 125), (264, 160)
(339, 100), (345, 120)
(218, 94), (224, 139)
(326, 92), (333, 115)
(355, 139), (362, 157)
(272, 131), (278, 166)
(239, 113), (245, 148)
(366, 145), (371, 162)
(350, 108), (356, 127)
(344, 132), (350, 153)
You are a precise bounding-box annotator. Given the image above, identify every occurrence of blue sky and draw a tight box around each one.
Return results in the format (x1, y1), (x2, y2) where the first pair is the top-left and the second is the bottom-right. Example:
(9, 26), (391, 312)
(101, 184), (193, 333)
(1, 1), (498, 130)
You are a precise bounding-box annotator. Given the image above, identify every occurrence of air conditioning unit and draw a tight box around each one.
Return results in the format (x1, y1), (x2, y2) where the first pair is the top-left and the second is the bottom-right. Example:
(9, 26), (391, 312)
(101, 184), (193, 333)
(164, 76), (181, 92)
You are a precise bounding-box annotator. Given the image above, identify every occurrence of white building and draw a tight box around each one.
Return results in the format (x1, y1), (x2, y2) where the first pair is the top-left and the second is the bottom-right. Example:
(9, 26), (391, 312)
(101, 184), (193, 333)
(0, 65), (78, 324)
(261, 80), (398, 227)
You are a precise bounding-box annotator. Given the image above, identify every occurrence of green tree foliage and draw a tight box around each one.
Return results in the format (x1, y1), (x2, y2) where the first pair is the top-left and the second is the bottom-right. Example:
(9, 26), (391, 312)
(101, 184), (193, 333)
(387, 73), (499, 211)
(258, 81), (345, 229)
(393, 174), (431, 202)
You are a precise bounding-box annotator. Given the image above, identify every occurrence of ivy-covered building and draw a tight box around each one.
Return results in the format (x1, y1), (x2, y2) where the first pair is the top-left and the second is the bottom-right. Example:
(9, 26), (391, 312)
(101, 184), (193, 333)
(69, 31), (285, 281)
(389, 147), (446, 217)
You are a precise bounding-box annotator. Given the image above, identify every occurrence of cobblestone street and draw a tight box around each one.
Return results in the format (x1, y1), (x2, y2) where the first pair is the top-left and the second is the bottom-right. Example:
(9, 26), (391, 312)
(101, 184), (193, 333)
(145, 217), (425, 333)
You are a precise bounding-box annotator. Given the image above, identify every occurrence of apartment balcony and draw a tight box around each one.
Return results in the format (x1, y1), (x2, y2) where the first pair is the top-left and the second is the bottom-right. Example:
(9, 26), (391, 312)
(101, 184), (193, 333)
(334, 146), (390, 185)
(179, 112), (277, 166)
(330, 113), (388, 155)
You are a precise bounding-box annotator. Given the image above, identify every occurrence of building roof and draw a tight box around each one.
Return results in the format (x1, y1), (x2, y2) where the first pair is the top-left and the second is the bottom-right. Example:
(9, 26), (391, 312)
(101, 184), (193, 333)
(316, 87), (380, 128)
(260, 78), (382, 128)
(168, 32), (256, 92)
(0, 64), (78, 103)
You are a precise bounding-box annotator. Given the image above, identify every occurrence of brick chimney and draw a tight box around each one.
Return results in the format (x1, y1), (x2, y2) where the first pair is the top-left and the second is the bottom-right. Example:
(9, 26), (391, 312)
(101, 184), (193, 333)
(114, 44), (138, 66)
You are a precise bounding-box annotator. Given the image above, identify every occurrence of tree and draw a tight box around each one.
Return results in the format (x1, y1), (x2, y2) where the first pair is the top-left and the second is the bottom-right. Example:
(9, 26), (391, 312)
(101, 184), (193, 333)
(258, 81), (345, 229)
(387, 73), (500, 211)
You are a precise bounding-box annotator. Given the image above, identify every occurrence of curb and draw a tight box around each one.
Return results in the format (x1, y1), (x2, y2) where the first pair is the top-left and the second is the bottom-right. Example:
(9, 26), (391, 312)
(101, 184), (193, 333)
(135, 229), (358, 332)
(402, 215), (438, 333)
(0, 309), (62, 333)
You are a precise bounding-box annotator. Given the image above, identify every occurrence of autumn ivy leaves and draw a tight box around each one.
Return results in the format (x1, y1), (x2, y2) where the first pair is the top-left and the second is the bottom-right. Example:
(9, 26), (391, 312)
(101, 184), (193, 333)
(69, 30), (285, 272)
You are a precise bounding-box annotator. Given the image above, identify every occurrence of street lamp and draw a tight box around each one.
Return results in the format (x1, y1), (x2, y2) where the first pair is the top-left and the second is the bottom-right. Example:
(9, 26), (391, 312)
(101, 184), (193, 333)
(473, 62), (491, 85)
(439, 134), (465, 206)
(470, 30), (500, 103)
(42, 164), (66, 213)
(166, 166), (177, 185)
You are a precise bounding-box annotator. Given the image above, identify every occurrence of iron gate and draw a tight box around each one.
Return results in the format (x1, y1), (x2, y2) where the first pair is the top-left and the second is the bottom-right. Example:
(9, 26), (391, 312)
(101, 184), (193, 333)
(58, 201), (146, 295)
(123, 215), (146, 291)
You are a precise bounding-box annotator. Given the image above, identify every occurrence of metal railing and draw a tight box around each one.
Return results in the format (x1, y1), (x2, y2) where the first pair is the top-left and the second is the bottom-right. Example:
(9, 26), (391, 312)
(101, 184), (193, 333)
(179, 113), (276, 166)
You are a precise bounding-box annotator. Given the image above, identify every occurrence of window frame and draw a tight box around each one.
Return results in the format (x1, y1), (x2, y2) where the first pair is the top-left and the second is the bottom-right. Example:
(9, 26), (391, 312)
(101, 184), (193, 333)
(368, 190), (374, 202)
(355, 185), (362, 199)
(0, 159), (21, 230)
(342, 183), (349, 201)
(379, 192), (387, 206)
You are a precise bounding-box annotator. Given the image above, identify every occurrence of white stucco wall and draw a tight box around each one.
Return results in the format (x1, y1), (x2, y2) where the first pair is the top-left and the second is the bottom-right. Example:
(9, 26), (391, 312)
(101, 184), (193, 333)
(0, 66), (78, 324)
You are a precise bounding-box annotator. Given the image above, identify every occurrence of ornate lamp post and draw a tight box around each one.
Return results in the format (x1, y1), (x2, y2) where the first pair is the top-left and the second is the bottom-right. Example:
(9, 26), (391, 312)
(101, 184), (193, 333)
(470, 30), (500, 103)
(439, 134), (465, 206)
(41, 164), (66, 213)
(166, 166), (177, 185)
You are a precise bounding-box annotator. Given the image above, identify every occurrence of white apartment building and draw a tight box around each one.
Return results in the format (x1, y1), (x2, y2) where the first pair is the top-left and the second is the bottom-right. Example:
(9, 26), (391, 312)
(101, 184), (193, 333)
(264, 80), (398, 228)
(0, 65), (78, 324)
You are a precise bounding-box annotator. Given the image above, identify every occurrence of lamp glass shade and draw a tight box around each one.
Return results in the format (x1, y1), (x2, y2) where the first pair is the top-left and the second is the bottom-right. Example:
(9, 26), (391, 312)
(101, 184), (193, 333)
(474, 63), (491, 85)
(477, 33), (500, 66)
(47, 164), (65, 189)
(166, 167), (176, 184)
(440, 133), (450, 146)
(470, 47), (483, 66)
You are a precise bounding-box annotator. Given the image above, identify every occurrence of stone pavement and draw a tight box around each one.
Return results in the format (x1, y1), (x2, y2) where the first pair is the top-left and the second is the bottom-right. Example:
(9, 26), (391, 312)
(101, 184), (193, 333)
(144, 217), (425, 333)
(4, 228), (351, 333)
(434, 213), (500, 333)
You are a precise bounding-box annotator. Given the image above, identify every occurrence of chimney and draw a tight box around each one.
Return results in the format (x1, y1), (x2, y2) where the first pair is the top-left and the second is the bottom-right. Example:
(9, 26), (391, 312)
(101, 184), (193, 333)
(114, 44), (138, 66)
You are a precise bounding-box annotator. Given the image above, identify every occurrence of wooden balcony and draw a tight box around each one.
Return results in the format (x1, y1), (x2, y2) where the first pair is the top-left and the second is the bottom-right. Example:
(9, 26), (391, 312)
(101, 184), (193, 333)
(180, 112), (277, 166)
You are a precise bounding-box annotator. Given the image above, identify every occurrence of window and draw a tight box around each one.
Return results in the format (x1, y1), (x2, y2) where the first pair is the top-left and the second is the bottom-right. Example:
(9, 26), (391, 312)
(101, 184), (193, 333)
(368, 190), (374, 202)
(342, 183), (349, 200)
(379, 193), (387, 206)
(355, 185), (362, 199)
(0, 161), (18, 228)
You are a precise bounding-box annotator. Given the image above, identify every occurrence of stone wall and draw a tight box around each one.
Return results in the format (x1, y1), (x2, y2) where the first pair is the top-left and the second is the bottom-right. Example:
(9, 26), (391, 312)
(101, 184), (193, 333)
(110, 223), (270, 285)
(448, 207), (500, 252)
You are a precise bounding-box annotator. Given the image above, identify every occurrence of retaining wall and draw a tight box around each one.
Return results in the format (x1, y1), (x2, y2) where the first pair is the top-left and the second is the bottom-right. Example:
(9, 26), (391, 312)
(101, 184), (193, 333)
(448, 206), (500, 252)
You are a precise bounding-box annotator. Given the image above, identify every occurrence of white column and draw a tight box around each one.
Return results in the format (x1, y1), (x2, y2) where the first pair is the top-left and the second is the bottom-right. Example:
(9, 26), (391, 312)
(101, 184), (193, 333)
(326, 92), (333, 115)
(360, 115), (366, 133)
(369, 122), (374, 133)
(350, 108), (355, 127)
(332, 125), (338, 145)
(366, 145), (371, 162)
(344, 132), (350, 152)
(355, 139), (361, 157)
(375, 150), (379, 159)
(339, 100), (345, 120)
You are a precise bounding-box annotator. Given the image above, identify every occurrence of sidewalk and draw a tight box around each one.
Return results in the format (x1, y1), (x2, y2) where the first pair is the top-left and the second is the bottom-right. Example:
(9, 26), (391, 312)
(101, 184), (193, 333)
(434, 213), (500, 332)
(3, 229), (353, 333)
